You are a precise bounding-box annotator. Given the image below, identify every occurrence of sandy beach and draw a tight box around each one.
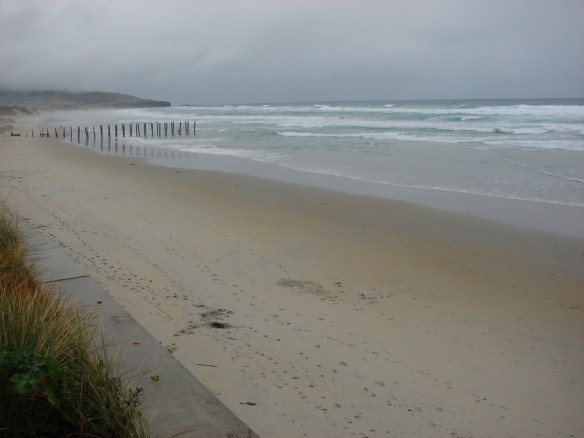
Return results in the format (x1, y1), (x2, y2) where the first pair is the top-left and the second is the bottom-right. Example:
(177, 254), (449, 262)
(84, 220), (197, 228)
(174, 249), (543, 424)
(1, 132), (583, 436)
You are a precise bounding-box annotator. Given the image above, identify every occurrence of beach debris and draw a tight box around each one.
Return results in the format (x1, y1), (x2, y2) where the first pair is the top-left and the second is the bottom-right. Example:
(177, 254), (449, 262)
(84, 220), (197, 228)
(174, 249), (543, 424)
(150, 374), (160, 381)
(240, 401), (257, 406)
(175, 308), (240, 336)
(132, 340), (140, 345)
(277, 278), (329, 297)
(334, 278), (343, 286)
(196, 363), (218, 368)
(358, 291), (369, 299)
(97, 300), (103, 304)
(174, 322), (202, 336)
(199, 308), (232, 319)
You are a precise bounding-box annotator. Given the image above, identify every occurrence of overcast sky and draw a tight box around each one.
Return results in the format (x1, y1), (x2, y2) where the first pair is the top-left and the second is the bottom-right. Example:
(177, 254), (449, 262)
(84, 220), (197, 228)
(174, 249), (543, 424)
(1, 0), (583, 104)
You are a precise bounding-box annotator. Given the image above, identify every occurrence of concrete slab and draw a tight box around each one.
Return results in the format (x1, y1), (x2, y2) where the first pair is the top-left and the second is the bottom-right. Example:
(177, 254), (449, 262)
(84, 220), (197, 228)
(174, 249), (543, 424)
(29, 247), (87, 283)
(18, 225), (259, 438)
(22, 227), (87, 283)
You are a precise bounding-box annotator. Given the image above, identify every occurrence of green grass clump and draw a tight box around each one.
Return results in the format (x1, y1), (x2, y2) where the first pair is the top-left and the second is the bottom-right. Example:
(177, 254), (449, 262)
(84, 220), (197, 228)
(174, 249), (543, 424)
(0, 210), (149, 437)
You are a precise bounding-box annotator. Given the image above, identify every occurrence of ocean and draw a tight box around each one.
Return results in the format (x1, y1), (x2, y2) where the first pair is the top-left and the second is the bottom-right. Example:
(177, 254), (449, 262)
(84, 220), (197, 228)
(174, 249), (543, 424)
(57, 98), (584, 208)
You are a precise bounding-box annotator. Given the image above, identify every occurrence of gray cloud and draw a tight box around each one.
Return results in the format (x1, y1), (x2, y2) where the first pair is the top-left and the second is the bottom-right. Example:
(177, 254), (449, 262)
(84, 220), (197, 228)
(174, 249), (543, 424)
(1, 0), (583, 104)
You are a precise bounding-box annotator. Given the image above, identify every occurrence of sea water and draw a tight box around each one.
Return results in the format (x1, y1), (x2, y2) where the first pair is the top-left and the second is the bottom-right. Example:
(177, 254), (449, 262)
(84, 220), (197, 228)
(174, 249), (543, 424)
(59, 98), (584, 208)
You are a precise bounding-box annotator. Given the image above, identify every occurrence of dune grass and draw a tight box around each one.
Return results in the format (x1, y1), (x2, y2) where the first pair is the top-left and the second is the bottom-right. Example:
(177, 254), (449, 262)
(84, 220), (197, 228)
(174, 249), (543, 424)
(0, 210), (149, 437)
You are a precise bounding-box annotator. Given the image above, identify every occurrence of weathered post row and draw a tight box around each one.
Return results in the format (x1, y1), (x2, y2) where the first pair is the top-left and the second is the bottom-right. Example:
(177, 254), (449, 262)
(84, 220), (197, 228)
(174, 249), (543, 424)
(38, 121), (197, 141)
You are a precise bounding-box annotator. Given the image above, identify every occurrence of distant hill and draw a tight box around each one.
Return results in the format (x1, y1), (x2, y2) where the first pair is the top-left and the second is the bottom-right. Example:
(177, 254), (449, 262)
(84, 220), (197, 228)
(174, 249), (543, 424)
(0, 90), (171, 110)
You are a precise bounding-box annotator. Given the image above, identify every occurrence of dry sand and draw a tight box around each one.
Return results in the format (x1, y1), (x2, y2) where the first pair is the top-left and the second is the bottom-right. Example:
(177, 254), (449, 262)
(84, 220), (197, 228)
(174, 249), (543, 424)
(1, 134), (583, 437)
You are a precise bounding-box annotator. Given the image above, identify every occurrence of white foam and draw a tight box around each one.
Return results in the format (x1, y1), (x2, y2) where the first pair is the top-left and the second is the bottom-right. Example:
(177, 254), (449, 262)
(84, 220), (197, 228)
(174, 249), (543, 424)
(179, 145), (285, 162)
(484, 139), (584, 152)
(377, 104), (584, 119)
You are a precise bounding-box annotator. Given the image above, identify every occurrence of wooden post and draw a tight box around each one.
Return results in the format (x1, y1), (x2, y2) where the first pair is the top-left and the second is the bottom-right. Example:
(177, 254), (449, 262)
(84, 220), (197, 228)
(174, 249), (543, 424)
(55, 128), (58, 138)
(85, 127), (89, 139)
(32, 129), (34, 138)
(122, 124), (125, 137)
(108, 125), (111, 138)
(115, 125), (118, 138)
(77, 126), (80, 142)
(100, 125), (103, 138)
(151, 122), (154, 137)
(93, 126), (96, 138)
(129, 123), (133, 137)
(63, 127), (66, 137)
(194, 121), (196, 135)
(70, 127), (72, 141)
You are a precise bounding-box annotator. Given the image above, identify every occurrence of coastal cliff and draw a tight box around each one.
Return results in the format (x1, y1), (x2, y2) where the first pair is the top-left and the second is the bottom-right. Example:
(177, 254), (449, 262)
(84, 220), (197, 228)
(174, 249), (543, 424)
(0, 90), (171, 110)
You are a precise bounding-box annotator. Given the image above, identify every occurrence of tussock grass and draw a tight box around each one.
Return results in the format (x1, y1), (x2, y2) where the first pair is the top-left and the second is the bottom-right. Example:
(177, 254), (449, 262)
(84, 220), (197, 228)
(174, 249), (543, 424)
(0, 209), (149, 437)
(0, 213), (38, 291)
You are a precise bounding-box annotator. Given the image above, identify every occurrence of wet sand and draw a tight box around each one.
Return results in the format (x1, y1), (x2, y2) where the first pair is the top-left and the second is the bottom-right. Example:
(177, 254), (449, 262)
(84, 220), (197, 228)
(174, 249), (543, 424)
(1, 135), (583, 437)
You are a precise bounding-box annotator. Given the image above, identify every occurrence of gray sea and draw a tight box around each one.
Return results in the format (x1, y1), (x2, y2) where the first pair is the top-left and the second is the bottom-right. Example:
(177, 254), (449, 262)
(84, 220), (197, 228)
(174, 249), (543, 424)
(57, 98), (584, 208)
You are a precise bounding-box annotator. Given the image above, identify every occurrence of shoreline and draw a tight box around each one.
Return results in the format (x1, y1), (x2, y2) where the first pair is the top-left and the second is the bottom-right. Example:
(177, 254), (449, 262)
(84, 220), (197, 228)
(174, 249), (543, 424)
(13, 105), (584, 239)
(10, 104), (584, 240)
(147, 149), (584, 239)
(1, 134), (583, 436)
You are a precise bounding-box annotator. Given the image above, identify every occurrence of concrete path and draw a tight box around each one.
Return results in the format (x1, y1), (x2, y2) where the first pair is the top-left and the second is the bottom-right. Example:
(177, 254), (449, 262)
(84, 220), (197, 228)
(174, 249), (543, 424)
(23, 225), (259, 438)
